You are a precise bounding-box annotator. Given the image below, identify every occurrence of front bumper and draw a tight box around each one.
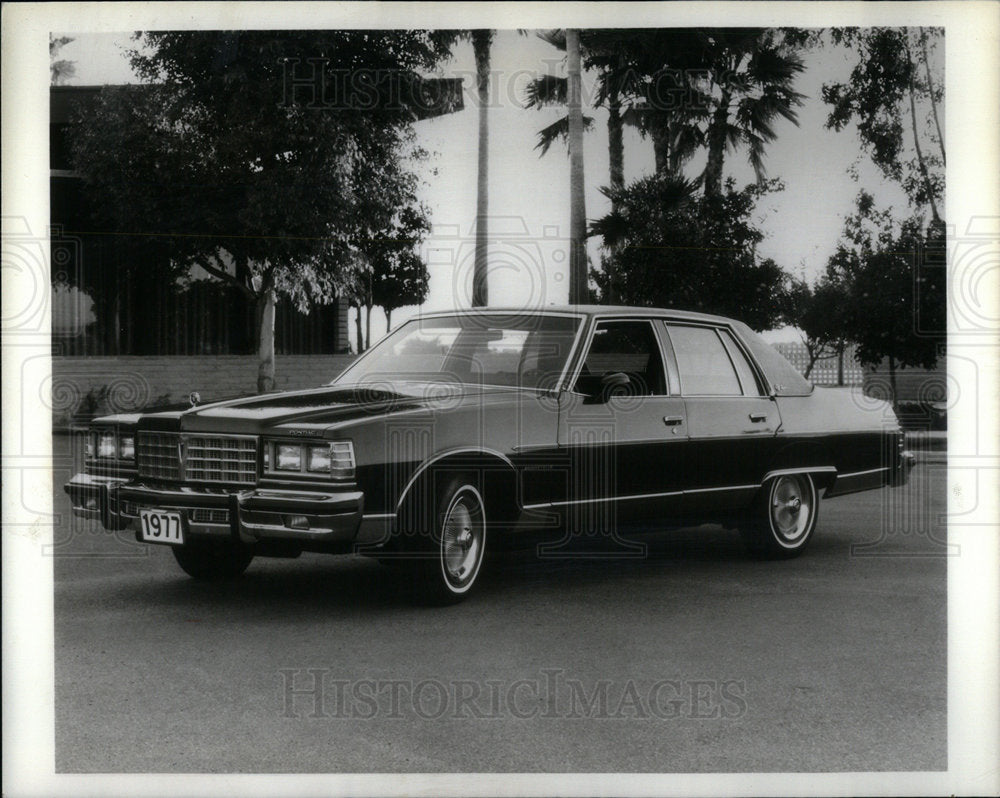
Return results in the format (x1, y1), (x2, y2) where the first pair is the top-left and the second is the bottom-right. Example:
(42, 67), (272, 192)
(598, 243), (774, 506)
(64, 475), (391, 548)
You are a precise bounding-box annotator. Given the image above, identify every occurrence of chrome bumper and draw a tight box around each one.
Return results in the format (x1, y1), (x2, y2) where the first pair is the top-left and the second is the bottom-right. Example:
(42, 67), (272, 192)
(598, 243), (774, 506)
(65, 475), (391, 548)
(64, 473), (131, 529)
(890, 450), (917, 487)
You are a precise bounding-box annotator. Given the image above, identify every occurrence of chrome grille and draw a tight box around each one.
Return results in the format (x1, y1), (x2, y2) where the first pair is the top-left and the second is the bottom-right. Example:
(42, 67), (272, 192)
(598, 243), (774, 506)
(137, 432), (181, 480)
(186, 436), (257, 484)
(136, 432), (257, 485)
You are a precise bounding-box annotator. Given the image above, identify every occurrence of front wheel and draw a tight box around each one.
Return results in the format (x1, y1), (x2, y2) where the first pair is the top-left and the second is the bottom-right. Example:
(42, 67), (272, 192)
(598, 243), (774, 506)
(740, 473), (818, 559)
(171, 540), (254, 580)
(408, 479), (487, 604)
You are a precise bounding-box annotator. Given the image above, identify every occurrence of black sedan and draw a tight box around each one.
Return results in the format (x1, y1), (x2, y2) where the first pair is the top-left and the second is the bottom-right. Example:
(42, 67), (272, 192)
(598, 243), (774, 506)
(66, 306), (914, 603)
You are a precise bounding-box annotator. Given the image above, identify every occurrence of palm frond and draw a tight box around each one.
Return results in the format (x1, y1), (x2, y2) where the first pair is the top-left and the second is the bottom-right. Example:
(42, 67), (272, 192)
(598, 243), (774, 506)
(536, 29), (566, 51)
(588, 208), (631, 246)
(535, 114), (595, 156)
(523, 74), (567, 109)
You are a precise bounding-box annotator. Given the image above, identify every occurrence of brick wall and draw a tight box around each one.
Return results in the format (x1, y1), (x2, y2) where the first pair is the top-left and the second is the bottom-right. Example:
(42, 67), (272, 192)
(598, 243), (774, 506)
(51, 354), (356, 426)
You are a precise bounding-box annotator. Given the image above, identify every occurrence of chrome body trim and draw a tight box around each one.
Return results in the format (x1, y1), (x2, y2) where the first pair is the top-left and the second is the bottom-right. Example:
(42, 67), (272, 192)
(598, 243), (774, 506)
(393, 447), (515, 514)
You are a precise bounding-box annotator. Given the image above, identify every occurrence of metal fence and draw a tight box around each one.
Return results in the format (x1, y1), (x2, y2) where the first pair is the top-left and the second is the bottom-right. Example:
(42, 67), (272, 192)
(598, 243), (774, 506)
(772, 342), (865, 386)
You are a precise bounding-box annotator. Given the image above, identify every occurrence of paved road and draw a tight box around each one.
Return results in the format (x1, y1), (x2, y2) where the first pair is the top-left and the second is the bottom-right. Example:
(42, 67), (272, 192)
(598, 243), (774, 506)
(52, 436), (946, 773)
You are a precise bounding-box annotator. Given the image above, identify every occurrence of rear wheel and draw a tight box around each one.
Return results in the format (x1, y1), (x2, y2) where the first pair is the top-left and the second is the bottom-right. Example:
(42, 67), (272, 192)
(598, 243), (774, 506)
(740, 473), (818, 559)
(171, 540), (254, 580)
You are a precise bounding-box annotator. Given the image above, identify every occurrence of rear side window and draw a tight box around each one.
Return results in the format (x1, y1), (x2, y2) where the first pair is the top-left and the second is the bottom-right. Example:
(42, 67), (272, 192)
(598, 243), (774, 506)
(664, 324), (743, 396)
(719, 329), (763, 396)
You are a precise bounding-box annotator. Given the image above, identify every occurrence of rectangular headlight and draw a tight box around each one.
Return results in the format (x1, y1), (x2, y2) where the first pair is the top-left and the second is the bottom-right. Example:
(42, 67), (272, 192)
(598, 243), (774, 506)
(276, 443), (302, 471)
(119, 435), (135, 460)
(97, 432), (117, 458)
(306, 444), (331, 473)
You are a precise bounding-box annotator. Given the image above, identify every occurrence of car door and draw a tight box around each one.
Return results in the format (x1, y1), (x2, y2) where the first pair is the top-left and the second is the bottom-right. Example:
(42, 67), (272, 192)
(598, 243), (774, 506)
(662, 322), (780, 512)
(555, 318), (688, 533)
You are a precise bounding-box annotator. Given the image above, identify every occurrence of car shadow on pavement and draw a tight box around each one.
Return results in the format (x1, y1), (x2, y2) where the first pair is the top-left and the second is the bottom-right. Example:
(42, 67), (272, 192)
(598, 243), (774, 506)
(104, 523), (810, 617)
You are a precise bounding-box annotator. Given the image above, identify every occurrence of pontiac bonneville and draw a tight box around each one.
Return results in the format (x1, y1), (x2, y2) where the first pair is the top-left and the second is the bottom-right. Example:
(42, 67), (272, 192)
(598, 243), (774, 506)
(66, 306), (915, 603)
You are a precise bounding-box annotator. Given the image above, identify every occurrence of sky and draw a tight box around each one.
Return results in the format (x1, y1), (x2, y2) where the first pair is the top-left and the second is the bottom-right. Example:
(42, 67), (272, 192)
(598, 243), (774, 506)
(57, 30), (921, 344)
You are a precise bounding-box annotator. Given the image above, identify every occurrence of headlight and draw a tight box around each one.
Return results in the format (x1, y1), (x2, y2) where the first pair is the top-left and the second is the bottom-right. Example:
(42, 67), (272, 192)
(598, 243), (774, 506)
(119, 435), (135, 460)
(276, 444), (302, 471)
(306, 444), (331, 472)
(305, 442), (355, 477)
(267, 440), (354, 478)
(97, 432), (117, 458)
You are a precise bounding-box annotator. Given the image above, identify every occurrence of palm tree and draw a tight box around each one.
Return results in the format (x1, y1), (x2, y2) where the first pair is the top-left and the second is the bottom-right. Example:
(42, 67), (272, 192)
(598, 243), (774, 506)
(566, 29), (587, 304)
(470, 30), (493, 306)
(697, 30), (805, 197)
(433, 30), (494, 306)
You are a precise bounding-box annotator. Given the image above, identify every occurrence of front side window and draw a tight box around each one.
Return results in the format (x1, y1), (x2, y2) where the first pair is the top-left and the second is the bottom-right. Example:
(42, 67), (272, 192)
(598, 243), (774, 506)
(573, 321), (667, 396)
(665, 324), (745, 396)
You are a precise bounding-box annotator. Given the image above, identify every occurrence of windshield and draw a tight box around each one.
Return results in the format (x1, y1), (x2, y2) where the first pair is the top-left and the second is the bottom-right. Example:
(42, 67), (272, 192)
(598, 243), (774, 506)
(333, 313), (583, 390)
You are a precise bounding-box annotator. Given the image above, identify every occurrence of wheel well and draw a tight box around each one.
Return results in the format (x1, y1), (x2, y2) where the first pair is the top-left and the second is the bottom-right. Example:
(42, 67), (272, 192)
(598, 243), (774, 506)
(764, 442), (837, 494)
(393, 451), (518, 538)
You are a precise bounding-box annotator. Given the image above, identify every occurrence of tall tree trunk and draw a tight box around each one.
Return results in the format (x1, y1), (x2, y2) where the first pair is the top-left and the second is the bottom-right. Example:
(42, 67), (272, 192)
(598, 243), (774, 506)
(651, 122), (670, 176)
(904, 39), (942, 224)
(918, 28), (946, 166)
(837, 346), (845, 386)
(256, 290), (276, 393)
(566, 28), (588, 305)
(607, 94), (625, 197)
(385, 308), (392, 333)
(365, 302), (372, 351)
(887, 355), (899, 412)
(471, 30), (493, 307)
(353, 303), (364, 353)
(703, 88), (732, 198)
(605, 89), (625, 304)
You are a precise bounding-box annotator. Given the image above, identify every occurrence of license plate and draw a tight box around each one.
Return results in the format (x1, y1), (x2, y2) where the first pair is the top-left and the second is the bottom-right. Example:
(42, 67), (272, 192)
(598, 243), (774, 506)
(138, 509), (184, 545)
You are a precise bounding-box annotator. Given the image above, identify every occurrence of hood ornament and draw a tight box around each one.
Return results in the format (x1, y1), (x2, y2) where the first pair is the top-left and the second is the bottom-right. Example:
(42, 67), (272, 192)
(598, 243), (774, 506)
(188, 391), (201, 407)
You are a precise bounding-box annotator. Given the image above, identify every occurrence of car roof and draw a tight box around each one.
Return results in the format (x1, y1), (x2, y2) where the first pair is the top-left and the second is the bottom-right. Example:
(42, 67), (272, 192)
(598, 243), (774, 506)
(414, 305), (735, 325)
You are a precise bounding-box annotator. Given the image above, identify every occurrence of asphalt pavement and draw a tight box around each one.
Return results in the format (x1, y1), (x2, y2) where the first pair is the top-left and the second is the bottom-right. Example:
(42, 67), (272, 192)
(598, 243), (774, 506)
(51, 435), (947, 773)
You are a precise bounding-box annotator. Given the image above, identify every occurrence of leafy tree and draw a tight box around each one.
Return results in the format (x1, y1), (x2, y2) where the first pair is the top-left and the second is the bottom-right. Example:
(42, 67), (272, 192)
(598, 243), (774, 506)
(70, 30), (450, 391)
(341, 202), (432, 350)
(590, 175), (793, 331)
(786, 275), (854, 382)
(826, 191), (946, 404)
(821, 27), (945, 223)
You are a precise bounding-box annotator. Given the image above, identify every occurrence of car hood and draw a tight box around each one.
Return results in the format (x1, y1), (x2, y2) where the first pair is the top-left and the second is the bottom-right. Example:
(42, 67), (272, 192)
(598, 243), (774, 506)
(134, 382), (531, 435)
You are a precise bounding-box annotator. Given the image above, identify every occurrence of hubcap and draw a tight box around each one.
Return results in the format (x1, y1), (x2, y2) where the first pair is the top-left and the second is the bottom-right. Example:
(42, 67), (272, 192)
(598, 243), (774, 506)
(442, 496), (482, 585)
(771, 476), (811, 542)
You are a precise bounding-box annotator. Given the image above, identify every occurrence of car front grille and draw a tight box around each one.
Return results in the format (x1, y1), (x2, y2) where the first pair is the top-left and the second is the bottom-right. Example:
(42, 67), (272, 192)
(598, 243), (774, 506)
(136, 432), (182, 481)
(136, 433), (258, 485)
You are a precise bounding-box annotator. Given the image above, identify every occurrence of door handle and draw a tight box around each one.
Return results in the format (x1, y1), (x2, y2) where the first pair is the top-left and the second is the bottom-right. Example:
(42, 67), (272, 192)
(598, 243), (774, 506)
(749, 413), (768, 423)
(663, 415), (684, 426)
